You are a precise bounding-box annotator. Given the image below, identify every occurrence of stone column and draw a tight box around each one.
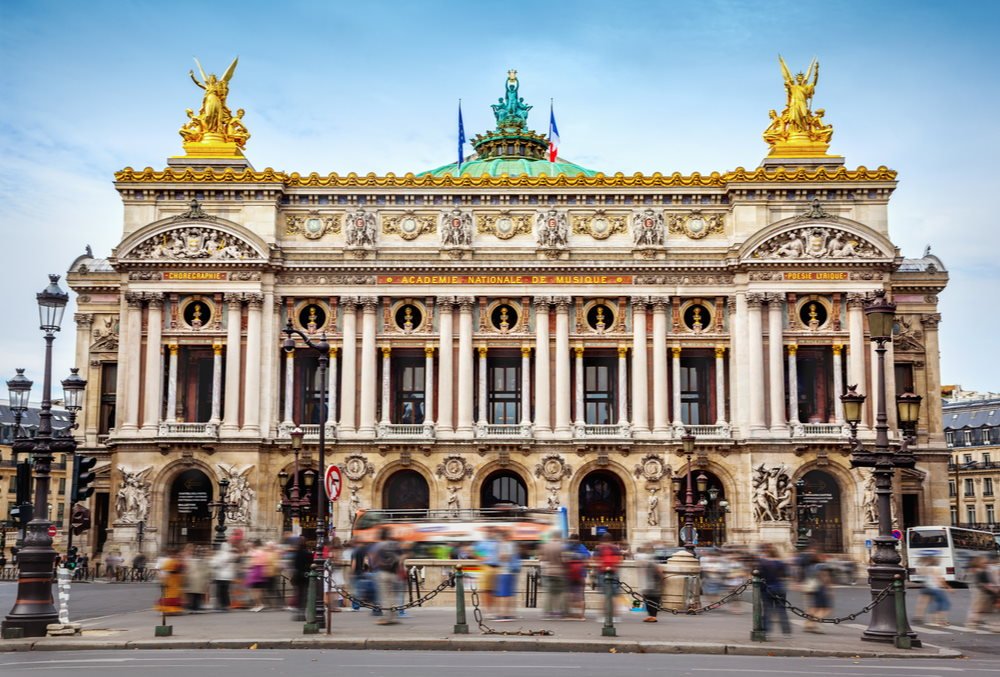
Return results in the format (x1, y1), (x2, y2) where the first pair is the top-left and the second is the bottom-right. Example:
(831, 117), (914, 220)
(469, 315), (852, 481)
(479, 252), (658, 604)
(456, 297), (475, 435)
(832, 344), (845, 425)
(380, 346), (392, 426)
(141, 295), (163, 432)
(533, 298), (552, 435)
(651, 298), (669, 433)
(730, 295), (747, 436)
(358, 297), (378, 436)
(921, 314), (943, 437)
(328, 346), (338, 430)
(847, 294), (868, 427)
(885, 339), (898, 430)
(437, 299), (455, 433)
(339, 298), (358, 432)
(120, 293), (144, 432)
(574, 344), (585, 429)
(477, 345), (489, 426)
(671, 346), (682, 428)
(283, 349), (295, 425)
(520, 345), (532, 428)
(768, 296), (788, 434)
(787, 344), (800, 433)
(165, 342), (179, 423)
(424, 346), (435, 428)
(617, 344), (629, 428)
(746, 293), (767, 434)
(210, 342), (223, 424)
(243, 294), (263, 434)
(631, 297), (649, 434)
(714, 346), (727, 426)
(221, 294), (243, 433)
(261, 291), (277, 437)
(553, 297), (572, 435)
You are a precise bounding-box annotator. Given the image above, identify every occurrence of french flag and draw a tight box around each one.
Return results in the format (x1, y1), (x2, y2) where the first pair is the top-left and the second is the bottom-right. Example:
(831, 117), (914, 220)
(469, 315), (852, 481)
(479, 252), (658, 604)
(547, 102), (560, 162)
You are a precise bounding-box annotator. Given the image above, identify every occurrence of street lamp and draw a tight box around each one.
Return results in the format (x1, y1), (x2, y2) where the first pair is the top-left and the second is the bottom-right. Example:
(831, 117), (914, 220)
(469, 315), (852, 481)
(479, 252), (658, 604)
(840, 289), (920, 648)
(673, 434), (705, 554)
(59, 367), (87, 571)
(7, 369), (34, 549)
(2, 275), (70, 639)
(208, 478), (239, 550)
(279, 427), (313, 530)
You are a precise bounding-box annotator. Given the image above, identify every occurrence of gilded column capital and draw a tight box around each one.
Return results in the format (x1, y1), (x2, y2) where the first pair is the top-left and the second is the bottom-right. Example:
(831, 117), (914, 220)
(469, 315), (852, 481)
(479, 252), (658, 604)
(74, 312), (94, 327)
(714, 345), (727, 359)
(381, 345), (392, 358)
(329, 345), (339, 356)
(671, 345), (681, 359)
(617, 344), (629, 359)
(213, 342), (224, 356)
(477, 345), (488, 358)
(285, 347), (295, 358)
(787, 344), (798, 356)
(920, 313), (942, 329)
(425, 345), (436, 357)
(521, 345), (533, 358)
(168, 342), (179, 356)
(574, 344), (584, 358)
(832, 344), (843, 356)
(125, 291), (144, 308)
(746, 292), (765, 308)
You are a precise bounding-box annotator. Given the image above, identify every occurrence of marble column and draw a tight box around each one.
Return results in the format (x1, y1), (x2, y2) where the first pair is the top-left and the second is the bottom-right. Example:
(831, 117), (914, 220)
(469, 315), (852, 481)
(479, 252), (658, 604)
(847, 294), (868, 427)
(787, 344), (800, 433)
(221, 294), (243, 433)
(768, 296), (788, 434)
(714, 346), (727, 426)
(358, 297), (378, 436)
(141, 295), (163, 432)
(671, 346), (682, 428)
(339, 298), (358, 432)
(283, 349), (295, 425)
(922, 314), (943, 437)
(477, 345), (488, 426)
(328, 346), (338, 431)
(832, 344), (845, 425)
(885, 339), (898, 430)
(210, 342), (223, 424)
(617, 344), (629, 428)
(520, 345), (532, 428)
(120, 293), (144, 432)
(380, 346), (392, 426)
(456, 297), (475, 435)
(243, 294), (263, 434)
(651, 298), (669, 433)
(260, 291), (276, 437)
(165, 343), (179, 423)
(437, 299), (455, 433)
(533, 299), (552, 435)
(631, 297), (650, 434)
(730, 295), (747, 436)
(574, 344), (585, 429)
(746, 293), (767, 434)
(553, 297), (571, 435)
(424, 346), (435, 428)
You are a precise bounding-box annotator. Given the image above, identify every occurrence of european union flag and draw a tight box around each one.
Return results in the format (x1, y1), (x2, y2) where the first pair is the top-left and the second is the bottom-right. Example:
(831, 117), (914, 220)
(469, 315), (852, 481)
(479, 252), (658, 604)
(458, 101), (466, 172)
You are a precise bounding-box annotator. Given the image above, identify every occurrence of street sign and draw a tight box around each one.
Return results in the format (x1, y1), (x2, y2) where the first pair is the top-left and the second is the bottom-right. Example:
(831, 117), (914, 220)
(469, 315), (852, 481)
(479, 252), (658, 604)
(47, 524), (57, 537)
(891, 529), (902, 540)
(865, 539), (873, 549)
(325, 465), (342, 502)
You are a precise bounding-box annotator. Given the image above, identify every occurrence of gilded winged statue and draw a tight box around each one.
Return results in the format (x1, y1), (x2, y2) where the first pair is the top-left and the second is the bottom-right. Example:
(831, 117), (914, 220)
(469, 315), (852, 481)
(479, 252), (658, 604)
(179, 57), (250, 149)
(763, 56), (833, 154)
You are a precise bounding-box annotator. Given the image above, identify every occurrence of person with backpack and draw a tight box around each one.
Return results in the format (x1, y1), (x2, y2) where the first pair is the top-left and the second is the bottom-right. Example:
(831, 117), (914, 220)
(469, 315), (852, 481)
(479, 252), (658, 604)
(371, 528), (403, 625)
(563, 533), (590, 619)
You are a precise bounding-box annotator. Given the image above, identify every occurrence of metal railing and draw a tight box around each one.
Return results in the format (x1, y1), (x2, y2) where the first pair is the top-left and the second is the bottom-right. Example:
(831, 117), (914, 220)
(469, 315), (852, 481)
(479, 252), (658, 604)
(378, 423), (433, 439)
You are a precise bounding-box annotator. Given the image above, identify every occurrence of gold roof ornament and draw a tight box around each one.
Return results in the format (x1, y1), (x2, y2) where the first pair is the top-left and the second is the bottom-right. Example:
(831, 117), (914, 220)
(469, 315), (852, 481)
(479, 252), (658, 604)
(177, 57), (249, 159)
(763, 56), (836, 158)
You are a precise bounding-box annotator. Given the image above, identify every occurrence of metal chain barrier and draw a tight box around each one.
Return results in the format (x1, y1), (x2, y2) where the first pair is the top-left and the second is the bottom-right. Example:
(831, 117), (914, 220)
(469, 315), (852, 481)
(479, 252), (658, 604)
(615, 577), (752, 615)
(325, 563), (456, 613)
(469, 583), (553, 636)
(762, 581), (894, 624)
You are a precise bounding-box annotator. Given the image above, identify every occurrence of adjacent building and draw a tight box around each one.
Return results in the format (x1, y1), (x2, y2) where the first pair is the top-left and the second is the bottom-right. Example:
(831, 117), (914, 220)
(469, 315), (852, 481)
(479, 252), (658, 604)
(944, 388), (1000, 531)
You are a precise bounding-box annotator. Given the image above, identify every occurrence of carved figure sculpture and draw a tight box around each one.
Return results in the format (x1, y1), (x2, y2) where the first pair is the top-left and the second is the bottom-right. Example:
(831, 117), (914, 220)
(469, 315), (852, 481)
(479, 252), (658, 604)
(180, 57), (249, 149)
(546, 484), (560, 510)
(348, 484), (363, 525)
(218, 464), (255, 523)
(441, 209), (473, 247)
(129, 227), (257, 261)
(115, 466), (152, 524)
(861, 474), (878, 524)
(752, 464), (793, 522)
(536, 210), (568, 249)
(447, 485), (461, 516)
(345, 209), (377, 248)
(633, 209), (665, 247)
(647, 487), (660, 527)
(754, 226), (879, 260)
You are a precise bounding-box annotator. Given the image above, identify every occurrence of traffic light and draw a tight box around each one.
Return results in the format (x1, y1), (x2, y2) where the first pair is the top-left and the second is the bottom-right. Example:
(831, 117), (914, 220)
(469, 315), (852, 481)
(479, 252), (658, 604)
(15, 461), (32, 505)
(70, 504), (91, 536)
(66, 545), (79, 569)
(71, 455), (97, 503)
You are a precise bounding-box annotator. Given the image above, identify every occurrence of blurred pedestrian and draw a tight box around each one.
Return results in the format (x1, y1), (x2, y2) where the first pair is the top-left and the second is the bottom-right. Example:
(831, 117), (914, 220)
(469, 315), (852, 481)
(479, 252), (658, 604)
(371, 528), (403, 625)
(494, 529), (521, 621)
(211, 541), (236, 611)
(638, 546), (665, 622)
(802, 555), (833, 633)
(758, 545), (791, 636)
(183, 544), (210, 612)
(155, 547), (184, 616)
(564, 533), (590, 619)
(965, 556), (997, 628)
(246, 539), (270, 612)
(913, 556), (951, 626)
(475, 526), (500, 618)
(540, 532), (567, 619)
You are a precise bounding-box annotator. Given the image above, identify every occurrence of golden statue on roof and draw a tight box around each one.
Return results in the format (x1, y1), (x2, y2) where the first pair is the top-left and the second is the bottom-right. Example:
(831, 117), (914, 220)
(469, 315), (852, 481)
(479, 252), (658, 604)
(763, 56), (834, 158)
(178, 57), (249, 158)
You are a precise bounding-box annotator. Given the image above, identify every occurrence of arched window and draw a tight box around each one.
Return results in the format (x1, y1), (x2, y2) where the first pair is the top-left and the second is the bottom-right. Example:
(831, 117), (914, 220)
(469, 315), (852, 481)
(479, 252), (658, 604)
(383, 470), (430, 514)
(480, 471), (527, 508)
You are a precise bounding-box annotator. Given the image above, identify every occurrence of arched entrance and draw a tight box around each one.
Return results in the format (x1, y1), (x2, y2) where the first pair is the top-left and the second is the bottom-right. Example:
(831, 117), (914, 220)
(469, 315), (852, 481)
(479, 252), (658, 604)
(480, 470), (528, 508)
(798, 469), (844, 552)
(382, 469), (430, 515)
(578, 470), (626, 550)
(167, 468), (214, 547)
(673, 469), (728, 547)
(280, 468), (320, 542)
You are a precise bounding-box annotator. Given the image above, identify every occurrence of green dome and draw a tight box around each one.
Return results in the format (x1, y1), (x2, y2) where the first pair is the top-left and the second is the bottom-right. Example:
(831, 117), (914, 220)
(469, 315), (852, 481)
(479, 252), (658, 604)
(420, 156), (598, 178)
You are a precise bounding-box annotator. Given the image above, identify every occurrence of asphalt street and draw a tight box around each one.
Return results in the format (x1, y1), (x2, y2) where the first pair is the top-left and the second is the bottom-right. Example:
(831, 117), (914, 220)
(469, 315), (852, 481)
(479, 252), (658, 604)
(0, 650), (997, 677)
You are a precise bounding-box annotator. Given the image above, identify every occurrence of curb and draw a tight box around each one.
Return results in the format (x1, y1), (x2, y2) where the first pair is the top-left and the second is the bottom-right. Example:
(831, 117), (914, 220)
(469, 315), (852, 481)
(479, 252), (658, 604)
(0, 636), (963, 659)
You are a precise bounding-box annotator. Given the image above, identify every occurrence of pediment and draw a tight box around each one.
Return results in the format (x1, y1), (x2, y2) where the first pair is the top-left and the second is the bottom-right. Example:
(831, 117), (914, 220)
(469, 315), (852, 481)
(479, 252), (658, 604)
(744, 220), (895, 262)
(117, 220), (268, 262)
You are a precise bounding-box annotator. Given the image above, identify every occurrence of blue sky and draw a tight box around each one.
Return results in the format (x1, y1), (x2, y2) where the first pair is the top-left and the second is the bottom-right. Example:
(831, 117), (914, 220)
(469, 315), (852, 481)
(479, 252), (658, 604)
(0, 0), (997, 397)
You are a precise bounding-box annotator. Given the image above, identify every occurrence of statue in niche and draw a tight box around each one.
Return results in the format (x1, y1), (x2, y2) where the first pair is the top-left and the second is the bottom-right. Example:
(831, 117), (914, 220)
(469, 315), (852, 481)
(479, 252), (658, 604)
(647, 487), (660, 527)
(115, 467), (152, 524)
(752, 464), (792, 522)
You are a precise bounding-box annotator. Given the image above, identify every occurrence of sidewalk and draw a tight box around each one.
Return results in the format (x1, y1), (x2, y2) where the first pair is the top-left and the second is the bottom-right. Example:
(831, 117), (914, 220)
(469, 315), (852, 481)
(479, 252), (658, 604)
(0, 601), (962, 658)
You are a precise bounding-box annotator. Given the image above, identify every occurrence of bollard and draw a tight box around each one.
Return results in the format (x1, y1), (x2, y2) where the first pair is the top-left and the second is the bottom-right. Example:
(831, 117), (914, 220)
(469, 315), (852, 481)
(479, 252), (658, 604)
(303, 564), (319, 635)
(154, 583), (173, 637)
(892, 575), (912, 650)
(601, 570), (617, 638)
(750, 569), (765, 642)
(453, 565), (469, 634)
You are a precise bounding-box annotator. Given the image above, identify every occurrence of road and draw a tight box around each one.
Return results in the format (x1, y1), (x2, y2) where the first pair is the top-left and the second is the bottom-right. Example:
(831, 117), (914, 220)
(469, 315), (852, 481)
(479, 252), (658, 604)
(0, 650), (998, 677)
(0, 581), (156, 622)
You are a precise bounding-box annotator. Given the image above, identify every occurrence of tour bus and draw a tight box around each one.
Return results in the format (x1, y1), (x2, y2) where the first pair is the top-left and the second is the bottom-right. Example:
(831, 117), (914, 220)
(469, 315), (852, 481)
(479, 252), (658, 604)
(905, 525), (999, 585)
(350, 506), (560, 558)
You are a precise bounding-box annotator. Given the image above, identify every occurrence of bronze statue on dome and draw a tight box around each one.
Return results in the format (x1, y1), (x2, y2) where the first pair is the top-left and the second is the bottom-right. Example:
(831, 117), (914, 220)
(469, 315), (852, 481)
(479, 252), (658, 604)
(491, 69), (532, 131)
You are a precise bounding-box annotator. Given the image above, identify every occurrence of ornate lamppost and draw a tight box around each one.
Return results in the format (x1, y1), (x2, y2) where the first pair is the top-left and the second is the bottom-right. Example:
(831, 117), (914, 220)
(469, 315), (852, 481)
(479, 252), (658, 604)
(698, 484), (729, 547)
(671, 434), (706, 554)
(281, 321), (329, 629)
(208, 478), (241, 550)
(278, 427), (316, 531)
(2, 275), (71, 638)
(59, 367), (87, 569)
(840, 289), (922, 646)
(7, 369), (33, 550)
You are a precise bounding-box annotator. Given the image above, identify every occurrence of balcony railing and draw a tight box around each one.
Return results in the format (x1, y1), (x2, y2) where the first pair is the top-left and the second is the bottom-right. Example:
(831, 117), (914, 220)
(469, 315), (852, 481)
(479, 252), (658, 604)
(377, 423), (434, 440)
(948, 461), (1000, 471)
(477, 423), (531, 439)
(683, 424), (731, 439)
(796, 423), (847, 438)
(575, 423), (631, 439)
(157, 422), (218, 437)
